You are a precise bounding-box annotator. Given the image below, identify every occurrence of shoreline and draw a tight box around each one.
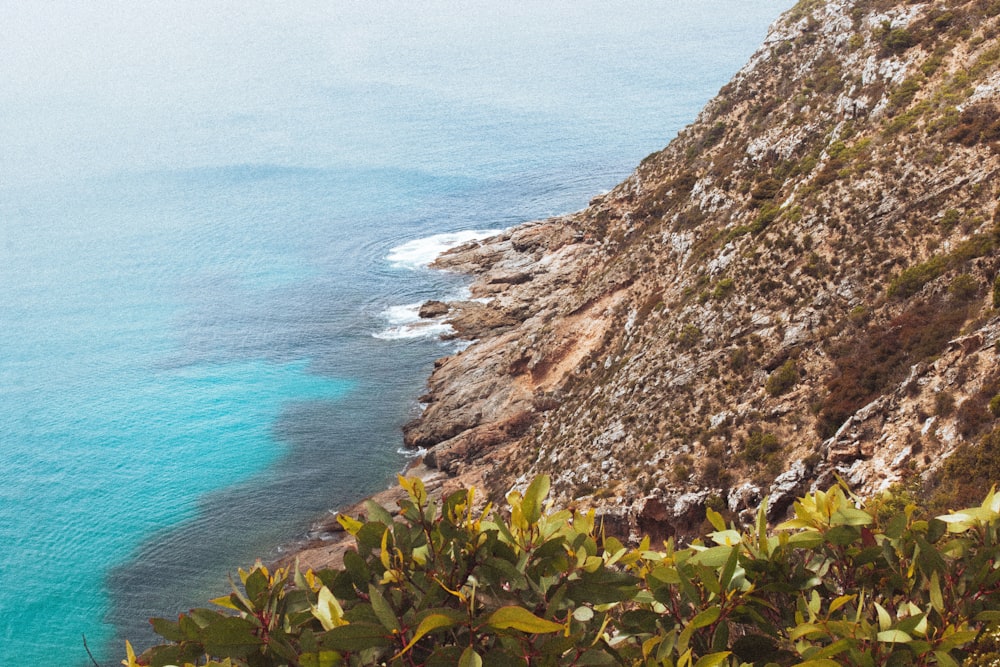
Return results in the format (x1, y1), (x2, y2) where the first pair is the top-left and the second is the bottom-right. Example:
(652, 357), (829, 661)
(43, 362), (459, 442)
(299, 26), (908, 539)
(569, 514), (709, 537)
(275, 217), (588, 569)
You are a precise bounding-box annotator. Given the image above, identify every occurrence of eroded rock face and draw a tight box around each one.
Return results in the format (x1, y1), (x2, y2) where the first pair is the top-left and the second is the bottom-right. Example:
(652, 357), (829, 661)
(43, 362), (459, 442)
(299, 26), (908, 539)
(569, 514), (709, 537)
(314, 0), (1000, 549)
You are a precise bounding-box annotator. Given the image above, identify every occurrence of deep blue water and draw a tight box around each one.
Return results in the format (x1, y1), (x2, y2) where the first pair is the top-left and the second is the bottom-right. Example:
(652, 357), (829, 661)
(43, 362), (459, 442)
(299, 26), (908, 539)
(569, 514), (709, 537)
(0, 2), (790, 664)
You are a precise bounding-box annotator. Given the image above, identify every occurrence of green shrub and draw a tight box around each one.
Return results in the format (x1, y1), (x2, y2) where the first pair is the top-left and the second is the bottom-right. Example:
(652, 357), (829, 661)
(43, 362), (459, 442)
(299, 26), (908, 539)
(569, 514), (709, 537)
(741, 427), (781, 463)
(711, 278), (735, 300)
(888, 230), (998, 299)
(766, 359), (799, 397)
(949, 273), (980, 300)
(129, 477), (1000, 667)
(890, 76), (923, 109)
(882, 27), (916, 53)
(677, 323), (702, 349)
(946, 103), (1000, 146)
(888, 255), (948, 298)
(930, 426), (1000, 511)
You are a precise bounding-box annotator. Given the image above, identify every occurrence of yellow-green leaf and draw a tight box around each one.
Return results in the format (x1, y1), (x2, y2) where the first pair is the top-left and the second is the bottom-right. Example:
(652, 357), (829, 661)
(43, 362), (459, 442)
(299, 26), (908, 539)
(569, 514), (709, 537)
(487, 606), (564, 633)
(828, 594), (855, 614)
(693, 651), (731, 667)
(688, 545), (736, 567)
(933, 649), (959, 667)
(394, 613), (458, 657)
(312, 586), (346, 631)
(877, 629), (912, 643)
(336, 513), (364, 535)
(522, 475), (551, 524)
(210, 595), (240, 611)
(875, 602), (892, 632)
(689, 606), (721, 630)
(706, 507), (727, 532)
(459, 646), (483, 667)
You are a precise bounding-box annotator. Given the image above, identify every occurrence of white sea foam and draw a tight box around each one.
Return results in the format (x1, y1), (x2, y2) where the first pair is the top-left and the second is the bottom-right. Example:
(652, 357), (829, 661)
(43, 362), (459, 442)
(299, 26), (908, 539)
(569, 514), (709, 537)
(386, 229), (502, 270)
(372, 300), (455, 340)
(373, 287), (476, 341)
(372, 321), (454, 341)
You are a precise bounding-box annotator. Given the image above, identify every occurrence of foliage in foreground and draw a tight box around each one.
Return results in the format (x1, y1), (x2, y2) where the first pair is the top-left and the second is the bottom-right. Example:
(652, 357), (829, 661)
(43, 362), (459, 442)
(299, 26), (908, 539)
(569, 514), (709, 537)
(127, 476), (1000, 667)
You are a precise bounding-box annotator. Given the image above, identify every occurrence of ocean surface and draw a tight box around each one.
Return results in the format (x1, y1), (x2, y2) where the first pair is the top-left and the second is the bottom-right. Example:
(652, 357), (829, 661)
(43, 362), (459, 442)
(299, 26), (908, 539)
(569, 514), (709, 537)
(0, 2), (791, 664)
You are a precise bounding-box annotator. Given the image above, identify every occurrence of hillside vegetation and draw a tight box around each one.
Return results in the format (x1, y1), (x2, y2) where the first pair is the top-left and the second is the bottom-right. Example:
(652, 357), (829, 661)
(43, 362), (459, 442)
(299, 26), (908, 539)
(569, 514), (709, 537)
(391, 0), (1000, 542)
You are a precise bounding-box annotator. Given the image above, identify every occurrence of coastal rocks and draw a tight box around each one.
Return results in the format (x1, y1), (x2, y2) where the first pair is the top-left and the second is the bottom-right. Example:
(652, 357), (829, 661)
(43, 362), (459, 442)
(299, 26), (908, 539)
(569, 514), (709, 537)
(422, 410), (536, 474)
(418, 300), (450, 318)
(445, 301), (523, 339)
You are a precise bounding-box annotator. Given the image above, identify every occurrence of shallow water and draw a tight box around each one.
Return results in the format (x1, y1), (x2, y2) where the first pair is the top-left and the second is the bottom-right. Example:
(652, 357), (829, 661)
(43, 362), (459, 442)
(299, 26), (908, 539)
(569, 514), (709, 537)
(0, 2), (790, 664)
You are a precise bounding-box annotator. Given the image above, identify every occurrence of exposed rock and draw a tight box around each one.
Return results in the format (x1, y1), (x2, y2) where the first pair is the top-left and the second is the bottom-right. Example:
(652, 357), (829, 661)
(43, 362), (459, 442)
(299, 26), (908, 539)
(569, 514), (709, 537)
(418, 300), (450, 318)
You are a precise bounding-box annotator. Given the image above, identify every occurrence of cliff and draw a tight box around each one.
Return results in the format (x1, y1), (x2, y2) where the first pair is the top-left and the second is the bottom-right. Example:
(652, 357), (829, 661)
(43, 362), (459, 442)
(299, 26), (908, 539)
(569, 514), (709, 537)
(291, 0), (1000, 567)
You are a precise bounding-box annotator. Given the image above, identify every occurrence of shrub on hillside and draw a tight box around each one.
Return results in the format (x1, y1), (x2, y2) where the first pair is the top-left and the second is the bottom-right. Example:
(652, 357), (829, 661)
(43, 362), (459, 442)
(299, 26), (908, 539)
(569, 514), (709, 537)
(765, 359), (799, 397)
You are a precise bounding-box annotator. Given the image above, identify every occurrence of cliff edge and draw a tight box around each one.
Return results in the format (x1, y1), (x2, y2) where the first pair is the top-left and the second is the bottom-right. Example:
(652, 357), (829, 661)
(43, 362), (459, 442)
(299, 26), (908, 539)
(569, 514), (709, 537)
(292, 0), (1000, 567)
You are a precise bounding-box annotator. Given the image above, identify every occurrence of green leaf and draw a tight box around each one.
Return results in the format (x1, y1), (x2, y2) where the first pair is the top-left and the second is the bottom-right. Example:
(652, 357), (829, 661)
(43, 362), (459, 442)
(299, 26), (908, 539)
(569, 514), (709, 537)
(243, 568), (269, 603)
(459, 646), (483, 667)
(201, 616), (264, 658)
(395, 613), (460, 657)
(487, 606), (564, 633)
(688, 545), (736, 568)
(932, 650), (959, 667)
(149, 617), (184, 643)
(930, 571), (944, 613)
(787, 531), (824, 548)
(323, 623), (392, 652)
(368, 585), (400, 632)
(693, 652), (731, 667)
(876, 629), (912, 643)
(364, 499), (394, 526)
(300, 650), (341, 667)
(831, 505), (873, 526)
(689, 606), (722, 630)
(522, 475), (551, 524)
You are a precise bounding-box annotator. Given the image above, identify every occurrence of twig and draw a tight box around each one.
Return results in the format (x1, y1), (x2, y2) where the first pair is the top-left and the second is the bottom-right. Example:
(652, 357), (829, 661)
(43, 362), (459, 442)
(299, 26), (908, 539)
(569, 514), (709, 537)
(82, 634), (104, 667)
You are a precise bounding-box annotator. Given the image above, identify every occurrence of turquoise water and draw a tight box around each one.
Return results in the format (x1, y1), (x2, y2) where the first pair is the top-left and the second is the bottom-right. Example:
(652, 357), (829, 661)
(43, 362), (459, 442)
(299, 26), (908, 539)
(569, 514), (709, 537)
(0, 2), (790, 664)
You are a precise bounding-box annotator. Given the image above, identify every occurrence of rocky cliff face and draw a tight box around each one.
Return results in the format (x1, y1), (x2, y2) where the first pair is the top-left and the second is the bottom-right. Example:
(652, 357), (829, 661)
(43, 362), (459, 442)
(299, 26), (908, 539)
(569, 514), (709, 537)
(396, 0), (1000, 541)
(282, 0), (1000, 568)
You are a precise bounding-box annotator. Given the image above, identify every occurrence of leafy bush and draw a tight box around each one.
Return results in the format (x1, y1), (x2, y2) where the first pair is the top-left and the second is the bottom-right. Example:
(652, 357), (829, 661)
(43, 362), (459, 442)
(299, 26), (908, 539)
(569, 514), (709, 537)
(766, 359), (799, 397)
(741, 428), (781, 464)
(882, 27), (916, 53)
(887, 256), (948, 298)
(128, 477), (1000, 667)
(887, 229), (997, 299)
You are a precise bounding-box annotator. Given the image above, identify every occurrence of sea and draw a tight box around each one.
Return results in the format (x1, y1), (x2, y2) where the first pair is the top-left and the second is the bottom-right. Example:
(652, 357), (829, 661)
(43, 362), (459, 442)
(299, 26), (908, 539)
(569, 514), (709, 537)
(0, 2), (791, 664)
